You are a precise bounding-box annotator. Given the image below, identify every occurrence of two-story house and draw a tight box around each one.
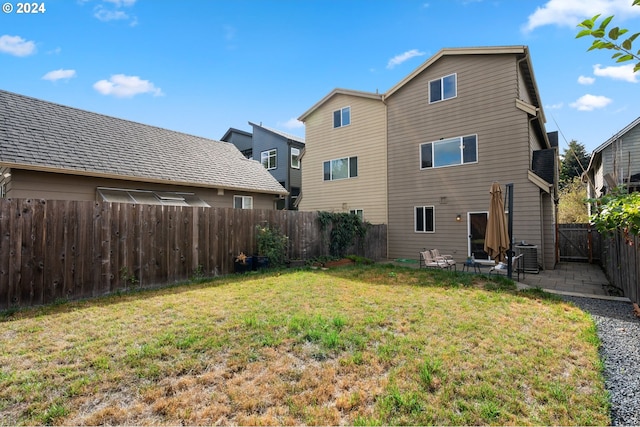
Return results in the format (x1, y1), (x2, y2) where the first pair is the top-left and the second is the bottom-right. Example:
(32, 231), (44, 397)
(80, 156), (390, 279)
(298, 46), (559, 271)
(583, 116), (640, 205)
(221, 122), (305, 210)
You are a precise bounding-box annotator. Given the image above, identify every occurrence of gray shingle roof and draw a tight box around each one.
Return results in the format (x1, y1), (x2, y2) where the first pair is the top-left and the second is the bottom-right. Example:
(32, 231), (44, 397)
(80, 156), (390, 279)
(0, 90), (287, 195)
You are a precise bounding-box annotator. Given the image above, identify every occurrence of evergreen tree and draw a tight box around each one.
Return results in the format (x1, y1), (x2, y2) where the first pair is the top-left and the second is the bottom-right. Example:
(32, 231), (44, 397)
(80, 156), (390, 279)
(560, 140), (591, 189)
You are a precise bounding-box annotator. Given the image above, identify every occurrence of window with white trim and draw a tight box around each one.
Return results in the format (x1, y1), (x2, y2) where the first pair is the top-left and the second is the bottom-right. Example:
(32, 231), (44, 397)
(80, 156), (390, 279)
(333, 106), (351, 128)
(420, 135), (477, 169)
(415, 206), (435, 233)
(291, 147), (300, 169)
(233, 195), (253, 209)
(261, 149), (277, 170)
(0, 183), (5, 199)
(323, 156), (358, 181)
(350, 209), (363, 220)
(429, 73), (457, 103)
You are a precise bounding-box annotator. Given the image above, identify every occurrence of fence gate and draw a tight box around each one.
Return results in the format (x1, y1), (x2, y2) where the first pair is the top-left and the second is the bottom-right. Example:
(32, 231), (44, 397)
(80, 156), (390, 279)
(558, 223), (601, 263)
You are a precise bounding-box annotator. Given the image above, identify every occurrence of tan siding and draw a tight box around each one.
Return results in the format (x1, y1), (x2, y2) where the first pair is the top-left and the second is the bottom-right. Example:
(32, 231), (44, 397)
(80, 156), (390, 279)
(300, 94), (388, 224)
(7, 169), (278, 209)
(387, 53), (551, 265)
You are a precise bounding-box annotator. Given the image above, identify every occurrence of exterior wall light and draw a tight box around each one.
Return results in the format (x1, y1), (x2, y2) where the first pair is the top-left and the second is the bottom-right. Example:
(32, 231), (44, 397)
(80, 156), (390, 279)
(456, 214), (462, 222)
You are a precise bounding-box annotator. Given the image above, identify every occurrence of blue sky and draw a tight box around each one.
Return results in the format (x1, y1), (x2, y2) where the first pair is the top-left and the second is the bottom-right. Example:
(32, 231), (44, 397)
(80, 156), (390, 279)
(1, 0), (640, 154)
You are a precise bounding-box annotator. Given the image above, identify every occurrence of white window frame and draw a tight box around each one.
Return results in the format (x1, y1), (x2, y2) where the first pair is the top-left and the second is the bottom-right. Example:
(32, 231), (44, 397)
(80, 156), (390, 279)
(261, 149), (277, 170)
(333, 106), (351, 128)
(233, 195), (253, 209)
(429, 73), (457, 103)
(350, 209), (364, 220)
(323, 156), (358, 181)
(291, 147), (300, 169)
(0, 183), (5, 199)
(420, 134), (478, 169)
(415, 206), (435, 233)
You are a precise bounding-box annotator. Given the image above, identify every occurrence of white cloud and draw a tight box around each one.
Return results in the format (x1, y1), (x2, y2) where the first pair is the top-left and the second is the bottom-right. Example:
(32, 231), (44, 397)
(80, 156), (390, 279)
(93, 0), (137, 24)
(103, 0), (136, 6)
(578, 75), (595, 85)
(546, 102), (564, 110)
(281, 118), (304, 130)
(523, 0), (640, 32)
(94, 7), (129, 21)
(593, 63), (638, 83)
(42, 69), (77, 81)
(570, 94), (612, 111)
(387, 49), (425, 69)
(0, 35), (36, 57)
(93, 74), (164, 98)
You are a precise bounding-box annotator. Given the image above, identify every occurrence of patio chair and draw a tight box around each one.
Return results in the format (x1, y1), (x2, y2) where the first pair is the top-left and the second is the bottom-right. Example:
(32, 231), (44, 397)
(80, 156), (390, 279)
(419, 250), (450, 269)
(489, 254), (524, 281)
(430, 249), (456, 271)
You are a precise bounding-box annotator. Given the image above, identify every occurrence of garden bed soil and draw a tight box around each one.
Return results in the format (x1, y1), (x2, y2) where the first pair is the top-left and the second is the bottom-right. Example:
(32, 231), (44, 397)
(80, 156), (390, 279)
(323, 258), (355, 268)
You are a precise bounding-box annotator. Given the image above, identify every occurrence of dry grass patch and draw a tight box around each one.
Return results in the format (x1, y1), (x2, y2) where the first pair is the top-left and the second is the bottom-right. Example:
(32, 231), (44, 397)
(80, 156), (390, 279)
(0, 265), (610, 425)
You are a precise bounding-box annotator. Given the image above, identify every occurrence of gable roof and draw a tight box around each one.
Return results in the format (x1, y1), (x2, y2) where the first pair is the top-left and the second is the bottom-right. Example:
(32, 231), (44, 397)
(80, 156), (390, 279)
(298, 88), (383, 122)
(592, 116), (640, 155)
(220, 127), (252, 142)
(0, 90), (287, 195)
(248, 121), (305, 145)
(298, 47), (545, 131)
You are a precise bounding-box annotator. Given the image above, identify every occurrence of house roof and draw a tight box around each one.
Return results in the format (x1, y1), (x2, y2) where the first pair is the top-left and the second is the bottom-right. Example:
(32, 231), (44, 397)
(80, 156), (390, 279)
(0, 90), (288, 195)
(584, 115), (640, 177)
(220, 127), (252, 142)
(592, 116), (640, 155)
(297, 88), (383, 122)
(298, 47), (547, 139)
(248, 121), (305, 145)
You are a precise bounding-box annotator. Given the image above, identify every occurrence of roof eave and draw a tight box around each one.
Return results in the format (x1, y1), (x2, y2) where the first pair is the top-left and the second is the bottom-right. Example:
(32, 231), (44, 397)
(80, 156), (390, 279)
(1, 162), (289, 196)
(298, 88), (382, 122)
(384, 45), (528, 99)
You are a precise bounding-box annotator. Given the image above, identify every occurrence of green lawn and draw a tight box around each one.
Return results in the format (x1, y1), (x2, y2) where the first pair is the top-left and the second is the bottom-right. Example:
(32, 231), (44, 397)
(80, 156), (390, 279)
(0, 264), (610, 425)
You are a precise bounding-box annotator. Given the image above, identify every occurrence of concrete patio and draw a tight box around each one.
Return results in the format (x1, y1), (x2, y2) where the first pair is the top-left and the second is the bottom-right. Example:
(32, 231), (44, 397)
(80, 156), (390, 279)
(518, 261), (628, 301)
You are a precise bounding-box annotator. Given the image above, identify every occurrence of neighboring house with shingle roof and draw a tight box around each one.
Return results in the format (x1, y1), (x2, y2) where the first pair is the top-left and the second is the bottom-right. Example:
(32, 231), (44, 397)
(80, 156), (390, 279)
(0, 90), (288, 208)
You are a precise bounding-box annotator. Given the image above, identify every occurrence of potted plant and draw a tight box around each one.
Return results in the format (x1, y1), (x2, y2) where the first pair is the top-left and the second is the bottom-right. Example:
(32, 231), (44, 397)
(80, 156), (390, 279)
(255, 224), (288, 269)
(234, 252), (253, 274)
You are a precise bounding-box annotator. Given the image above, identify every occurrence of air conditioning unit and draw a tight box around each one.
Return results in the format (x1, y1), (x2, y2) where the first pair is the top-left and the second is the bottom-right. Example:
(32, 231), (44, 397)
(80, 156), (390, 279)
(515, 244), (539, 273)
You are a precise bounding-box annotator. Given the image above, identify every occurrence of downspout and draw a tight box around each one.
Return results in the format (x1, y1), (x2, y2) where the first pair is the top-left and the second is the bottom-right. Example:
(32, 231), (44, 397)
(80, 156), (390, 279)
(381, 92), (389, 259)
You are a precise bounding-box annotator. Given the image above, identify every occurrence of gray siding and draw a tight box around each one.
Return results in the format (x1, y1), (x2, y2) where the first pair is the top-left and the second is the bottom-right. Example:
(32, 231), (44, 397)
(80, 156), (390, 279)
(601, 125), (640, 183)
(387, 54), (554, 268)
(253, 126), (288, 185)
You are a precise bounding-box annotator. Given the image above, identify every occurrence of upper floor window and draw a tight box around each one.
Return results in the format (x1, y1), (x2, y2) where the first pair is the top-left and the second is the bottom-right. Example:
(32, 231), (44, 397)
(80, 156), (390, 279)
(429, 73), (457, 103)
(420, 135), (477, 169)
(291, 147), (300, 169)
(261, 149), (277, 170)
(323, 156), (358, 181)
(0, 183), (5, 199)
(415, 206), (435, 233)
(233, 195), (253, 209)
(333, 106), (351, 128)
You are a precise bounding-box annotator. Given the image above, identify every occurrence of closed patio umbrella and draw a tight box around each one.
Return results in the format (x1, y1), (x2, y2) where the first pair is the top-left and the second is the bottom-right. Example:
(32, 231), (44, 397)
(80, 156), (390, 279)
(484, 182), (510, 262)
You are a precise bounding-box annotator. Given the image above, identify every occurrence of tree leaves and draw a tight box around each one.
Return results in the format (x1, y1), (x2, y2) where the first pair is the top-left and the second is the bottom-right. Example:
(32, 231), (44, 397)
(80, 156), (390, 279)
(576, 5), (640, 72)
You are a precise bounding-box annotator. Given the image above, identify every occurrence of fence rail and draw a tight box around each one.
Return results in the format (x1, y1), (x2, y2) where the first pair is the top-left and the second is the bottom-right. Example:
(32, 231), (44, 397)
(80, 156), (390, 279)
(601, 231), (640, 305)
(0, 199), (387, 310)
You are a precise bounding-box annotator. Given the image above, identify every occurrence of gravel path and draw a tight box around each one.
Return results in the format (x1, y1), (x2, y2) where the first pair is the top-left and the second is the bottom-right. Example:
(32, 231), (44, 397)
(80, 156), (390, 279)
(561, 296), (640, 426)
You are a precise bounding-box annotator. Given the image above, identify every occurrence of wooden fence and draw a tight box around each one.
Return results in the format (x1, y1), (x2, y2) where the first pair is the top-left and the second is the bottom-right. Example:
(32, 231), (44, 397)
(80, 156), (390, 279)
(0, 198), (387, 310)
(558, 223), (602, 263)
(600, 231), (640, 305)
